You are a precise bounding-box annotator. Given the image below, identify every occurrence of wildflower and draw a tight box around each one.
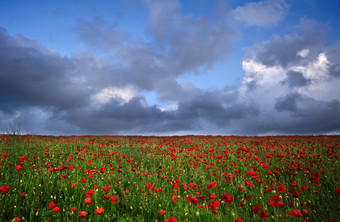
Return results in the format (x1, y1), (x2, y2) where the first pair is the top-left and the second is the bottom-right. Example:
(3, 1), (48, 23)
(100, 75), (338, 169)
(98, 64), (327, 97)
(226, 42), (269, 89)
(277, 185), (286, 191)
(209, 201), (220, 210)
(221, 193), (233, 204)
(187, 196), (198, 205)
(53, 206), (60, 212)
(260, 210), (268, 219)
(95, 207), (103, 215)
(275, 202), (284, 208)
(252, 205), (262, 213)
(86, 189), (94, 197)
(164, 216), (177, 222)
(301, 185), (308, 191)
(111, 195), (119, 203)
(158, 209), (166, 215)
(290, 209), (302, 217)
(49, 201), (56, 209)
(79, 211), (86, 217)
(247, 170), (256, 176)
(292, 189), (300, 197)
(85, 198), (91, 204)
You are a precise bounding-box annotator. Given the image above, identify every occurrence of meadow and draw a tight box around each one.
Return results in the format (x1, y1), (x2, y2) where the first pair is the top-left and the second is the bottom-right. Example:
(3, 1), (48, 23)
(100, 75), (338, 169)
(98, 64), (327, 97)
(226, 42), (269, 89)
(0, 134), (339, 222)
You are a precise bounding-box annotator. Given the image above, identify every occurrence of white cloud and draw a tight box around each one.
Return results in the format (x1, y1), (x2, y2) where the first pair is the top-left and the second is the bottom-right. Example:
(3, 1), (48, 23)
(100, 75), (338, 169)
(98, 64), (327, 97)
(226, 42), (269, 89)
(92, 86), (139, 105)
(233, 0), (288, 27)
(297, 49), (310, 58)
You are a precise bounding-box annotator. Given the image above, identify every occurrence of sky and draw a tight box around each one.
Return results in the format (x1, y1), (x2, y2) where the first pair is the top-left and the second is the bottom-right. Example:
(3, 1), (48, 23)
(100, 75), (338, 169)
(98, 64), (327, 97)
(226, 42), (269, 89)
(0, 0), (340, 136)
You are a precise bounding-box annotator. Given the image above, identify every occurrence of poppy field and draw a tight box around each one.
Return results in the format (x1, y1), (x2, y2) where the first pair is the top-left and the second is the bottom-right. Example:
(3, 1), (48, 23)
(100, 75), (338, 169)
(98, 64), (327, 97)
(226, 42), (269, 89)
(0, 135), (339, 222)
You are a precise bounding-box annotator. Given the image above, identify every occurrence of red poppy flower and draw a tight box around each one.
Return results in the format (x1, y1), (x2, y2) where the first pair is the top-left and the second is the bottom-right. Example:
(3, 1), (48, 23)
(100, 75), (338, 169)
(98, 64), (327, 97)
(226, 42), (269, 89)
(0, 185), (10, 194)
(158, 209), (166, 215)
(246, 195), (252, 200)
(53, 206), (60, 212)
(301, 185), (308, 191)
(336, 187), (340, 195)
(252, 205), (262, 213)
(1, 153), (7, 159)
(240, 201), (245, 207)
(111, 195), (119, 203)
(292, 189), (300, 197)
(234, 217), (243, 222)
(49, 201), (56, 209)
(187, 196), (198, 205)
(14, 218), (21, 222)
(277, 185), (286, 191)
(71, 183), (77, 187)
(221, 193), (233, 204)
(238, 186), (244, 193)
(164, 216), (177, 222)
(71, 206), (76, 211)
(275, 202), (284, 208)
(86, 189), (94, 197)
(247, 170), (256, 176)
(260, 210), (268, 219)
(209, 201), (220, 210)
(16, 165), (22, 171)
(209, 193), (217, 200)
(207, 181), (217, 189)
(95, 207), (103, 215)
(290, 209), (302, 217)
(85, 198), (91, 204)
(172, 195), (178, 202)
(79, 211), (86, 217)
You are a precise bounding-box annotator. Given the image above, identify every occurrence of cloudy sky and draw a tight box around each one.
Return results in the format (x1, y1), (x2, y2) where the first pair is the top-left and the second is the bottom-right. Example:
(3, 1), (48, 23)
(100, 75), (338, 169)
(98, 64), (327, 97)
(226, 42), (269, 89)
(0, 0), (340, 136)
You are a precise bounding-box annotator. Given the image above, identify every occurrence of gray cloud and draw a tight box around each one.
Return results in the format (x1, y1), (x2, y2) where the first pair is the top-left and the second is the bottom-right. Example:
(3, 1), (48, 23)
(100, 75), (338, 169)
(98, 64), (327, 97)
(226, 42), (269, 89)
(0, 28), (90, 114)
(233, 0), (288, 27)
(326, 41), (340, 78)
(248, 19), (325, 68)
(275, 93), (301, 113)
(281, 71), (310, 88)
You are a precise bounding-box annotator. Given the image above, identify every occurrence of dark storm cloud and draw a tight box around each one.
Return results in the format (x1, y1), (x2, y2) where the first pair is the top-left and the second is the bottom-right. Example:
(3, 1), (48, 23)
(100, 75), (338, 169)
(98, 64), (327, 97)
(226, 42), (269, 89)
(244, 96), (340, 135)
(177, 90), (259, 127)
(0, 28), (90, 114)
(250, 19), (325, 68)
(0, 25), (243, 135)
(326, 41), (340, 78)
(281, 70), (310, 88)
(275, 93), (301, 112)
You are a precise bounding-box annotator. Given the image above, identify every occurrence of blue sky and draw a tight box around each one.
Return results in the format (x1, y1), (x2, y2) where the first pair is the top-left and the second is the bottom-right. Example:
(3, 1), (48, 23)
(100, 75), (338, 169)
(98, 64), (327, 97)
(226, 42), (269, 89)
(0, 0), (340, 135)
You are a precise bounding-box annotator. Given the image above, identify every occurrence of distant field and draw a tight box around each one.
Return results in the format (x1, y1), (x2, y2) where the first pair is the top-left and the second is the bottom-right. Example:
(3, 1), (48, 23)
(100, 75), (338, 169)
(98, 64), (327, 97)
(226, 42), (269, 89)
(0, 135), (339, 221)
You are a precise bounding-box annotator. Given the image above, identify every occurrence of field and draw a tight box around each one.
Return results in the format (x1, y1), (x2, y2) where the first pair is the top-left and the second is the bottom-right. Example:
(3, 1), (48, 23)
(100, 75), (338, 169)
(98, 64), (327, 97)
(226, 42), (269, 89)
(0, 135), (339, 222)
